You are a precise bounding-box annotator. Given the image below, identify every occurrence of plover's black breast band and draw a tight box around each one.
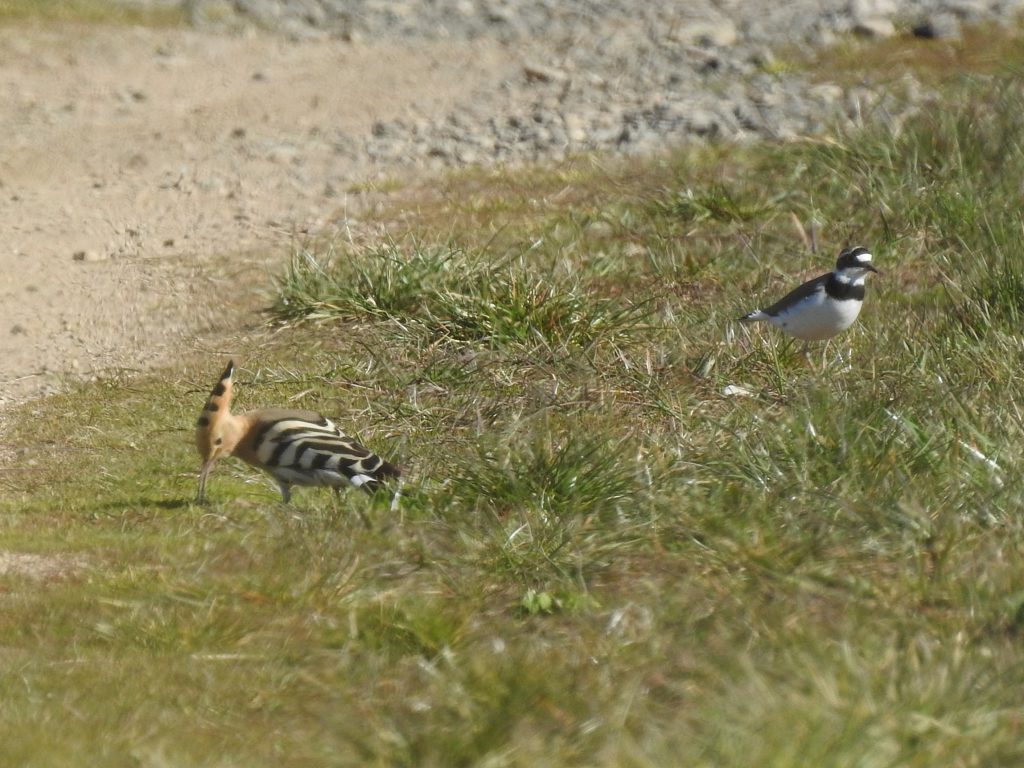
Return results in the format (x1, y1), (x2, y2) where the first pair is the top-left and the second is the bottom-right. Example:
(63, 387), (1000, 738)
(825, 276), (865, 302)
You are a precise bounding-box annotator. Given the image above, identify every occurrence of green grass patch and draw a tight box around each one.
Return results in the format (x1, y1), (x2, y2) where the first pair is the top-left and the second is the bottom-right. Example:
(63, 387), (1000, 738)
(7, 40), (1024, 767)
(801, 20), (1024, 85)
(651, 183), (777, 223)
(273, 241), (656, 353)
(0, 0), (185, 26)
(273, 241), (456, 322)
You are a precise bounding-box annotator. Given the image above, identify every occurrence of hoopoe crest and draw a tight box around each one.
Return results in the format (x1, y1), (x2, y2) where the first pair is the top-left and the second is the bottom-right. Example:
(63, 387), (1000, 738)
(195, 360), (400, 503)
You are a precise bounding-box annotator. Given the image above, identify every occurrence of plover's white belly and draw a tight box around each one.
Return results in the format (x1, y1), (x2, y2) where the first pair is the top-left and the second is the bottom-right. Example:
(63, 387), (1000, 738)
(771, 293), (863, 341)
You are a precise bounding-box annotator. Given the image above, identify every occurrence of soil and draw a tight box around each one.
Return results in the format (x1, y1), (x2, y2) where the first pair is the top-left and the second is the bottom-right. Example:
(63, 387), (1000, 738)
(0, 22), (518, 404)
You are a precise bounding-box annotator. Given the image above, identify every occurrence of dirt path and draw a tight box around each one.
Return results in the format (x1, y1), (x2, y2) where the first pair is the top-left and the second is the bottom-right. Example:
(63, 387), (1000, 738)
(0, 23), (517, 404)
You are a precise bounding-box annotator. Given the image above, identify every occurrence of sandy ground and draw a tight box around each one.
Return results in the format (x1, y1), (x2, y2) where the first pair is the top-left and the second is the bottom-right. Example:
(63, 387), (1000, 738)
(0, 23), (517, 405)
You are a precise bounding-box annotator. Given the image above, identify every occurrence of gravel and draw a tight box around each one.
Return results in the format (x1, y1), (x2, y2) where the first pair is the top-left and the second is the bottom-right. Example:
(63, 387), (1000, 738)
(185, 0), (1024, 167)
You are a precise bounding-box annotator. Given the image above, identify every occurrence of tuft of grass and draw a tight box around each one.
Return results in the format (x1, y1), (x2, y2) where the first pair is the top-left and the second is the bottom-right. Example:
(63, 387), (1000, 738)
(430, 260), (652, 350)
(652, 183), (778, 223)
(272, 241), (656, 353)
(444, 420), (646, 522)
(272, 242), (457, 322)
(943, 229), (1024, 340)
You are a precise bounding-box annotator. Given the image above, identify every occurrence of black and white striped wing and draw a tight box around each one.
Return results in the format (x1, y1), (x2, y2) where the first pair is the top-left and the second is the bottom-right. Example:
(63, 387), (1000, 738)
(255, 415), (398, 492)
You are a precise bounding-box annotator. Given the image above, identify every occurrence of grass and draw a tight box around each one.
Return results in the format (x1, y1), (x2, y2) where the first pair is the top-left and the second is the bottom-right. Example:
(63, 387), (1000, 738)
(5, 22), (1024, 768)
(273, 240), (656, 352)
(806, 20), (1024, 85)
(0, 0), (185, 26)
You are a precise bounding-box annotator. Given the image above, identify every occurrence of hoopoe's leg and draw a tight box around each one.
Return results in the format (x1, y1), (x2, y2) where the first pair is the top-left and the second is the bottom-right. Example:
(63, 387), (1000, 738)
(277, 480), (292, 504)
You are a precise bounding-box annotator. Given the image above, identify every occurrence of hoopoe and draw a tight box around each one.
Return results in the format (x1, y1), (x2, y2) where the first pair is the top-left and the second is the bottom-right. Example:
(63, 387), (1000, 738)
(195, 360), (400, 504)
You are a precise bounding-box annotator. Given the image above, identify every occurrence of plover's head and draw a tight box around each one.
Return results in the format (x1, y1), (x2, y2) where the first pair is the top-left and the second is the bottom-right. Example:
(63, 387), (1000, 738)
(834, 246), (878, 280)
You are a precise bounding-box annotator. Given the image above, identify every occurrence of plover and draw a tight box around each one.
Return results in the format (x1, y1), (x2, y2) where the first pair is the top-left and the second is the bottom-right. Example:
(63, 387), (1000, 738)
(738, 246), (878, 343)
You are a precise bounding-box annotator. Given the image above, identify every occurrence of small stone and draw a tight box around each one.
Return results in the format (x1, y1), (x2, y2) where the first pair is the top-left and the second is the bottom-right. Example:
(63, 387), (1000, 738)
(808, 84), (844, 104)
(686, 109), (720, 137)
(678, 18), (739, 47)
(912, 13), (962, 39)
(849, 0), (898, 16)
(747, 47), (776, 69)
(853, 17), (896, 37)
(850, 0), (897, 37)
(563, 114), (588, 143)
(267, 144), (298, 163)
(946, 0), (988, 21)
(72, 250), (106, 262)
(807, 24), (837, 47)
(523, 63), (569, 84)
(722, 385), (755, 398)
(485, 4), (511, 24)
(426, 142), (451, 159)
(685, 46), (722, 72)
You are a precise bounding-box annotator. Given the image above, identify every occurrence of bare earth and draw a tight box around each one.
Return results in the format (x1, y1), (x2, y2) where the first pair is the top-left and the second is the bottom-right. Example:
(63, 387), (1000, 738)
(0, 23), (517, 405)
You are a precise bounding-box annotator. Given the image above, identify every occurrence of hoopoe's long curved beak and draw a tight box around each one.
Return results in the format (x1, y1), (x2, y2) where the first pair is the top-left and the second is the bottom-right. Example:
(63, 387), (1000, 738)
(197, 459), (216, 503)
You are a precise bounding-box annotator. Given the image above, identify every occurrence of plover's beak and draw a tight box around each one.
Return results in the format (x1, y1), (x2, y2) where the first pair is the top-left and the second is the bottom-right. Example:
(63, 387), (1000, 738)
(197, 459), (215, 503)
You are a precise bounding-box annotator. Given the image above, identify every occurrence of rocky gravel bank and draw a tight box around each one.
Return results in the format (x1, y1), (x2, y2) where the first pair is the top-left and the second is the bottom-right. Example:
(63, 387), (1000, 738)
(185, 0), (1024, 168)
